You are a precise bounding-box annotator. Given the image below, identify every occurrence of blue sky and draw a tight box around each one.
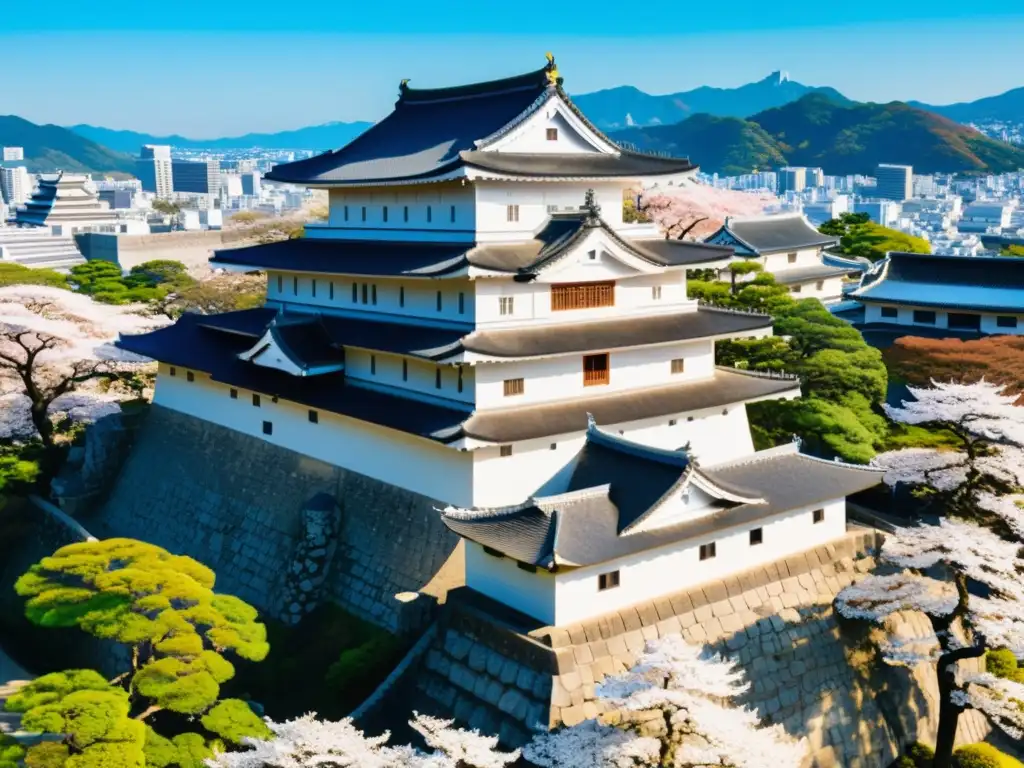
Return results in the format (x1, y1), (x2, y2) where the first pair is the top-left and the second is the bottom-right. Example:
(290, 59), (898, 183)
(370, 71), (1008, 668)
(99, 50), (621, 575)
(3, 0), (1023, 136)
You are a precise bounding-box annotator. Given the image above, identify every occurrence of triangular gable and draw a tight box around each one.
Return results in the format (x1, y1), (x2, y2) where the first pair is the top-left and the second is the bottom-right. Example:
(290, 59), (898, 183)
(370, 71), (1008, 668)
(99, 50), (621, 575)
(622, 469), (765, 535)
(479, 90), (621, 156)
(238, 323), (345, 377)
(705, 226), (758, 256)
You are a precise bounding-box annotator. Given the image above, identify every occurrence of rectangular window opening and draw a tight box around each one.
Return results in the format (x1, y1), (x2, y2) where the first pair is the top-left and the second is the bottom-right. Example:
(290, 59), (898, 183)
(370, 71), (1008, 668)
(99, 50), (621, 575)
(361, 206), (367, 222)
(750, 528), (763, 546)
(362, 283), (368, 304)
(293, 276), (298, 295)
(308, 410), (319, 424)
(186, 371), (195, 382)
(229, 388), (238, 399)
(457, 366), (464, 393)
(458, 292), (465, 315)
(252, 394), (261, 407)
(583, 353), (610, 387)
(352, 283), (358, 303)
(382, 205), (388, 223)
(499, 445), (513, 457)
(311, 279), (317, 298)
(436, 291), (443, 312)
(506, 204), (520, 223)
(427, 205), (432, 223)
(344, 205), (349, 222)
(699, 542), (717, 561)
(880, 306), (898, 319)
(550, 443), (557, 450)
(670, 358), (685, 374)
(450, 205), (456, 223)
(276, 275), (283, 292)
(552, 281), (615, 311)
(329, 281), (335, 300)
(652, 285), (662, 300)
(499, 296), (514, 316)
(598, 570), (620, 591)
(503, 378), (525, 397)
(913, 310), (936, 325)
(546, 127), (558, 141)
(435, 368), (442, 389)
(370, 355), (376, 375)
(403, 205), (409, 222)
(371, 284), (377, 305)
(788, 252), (797, 264)
(399, 286), (405, 307)
(169, 366), (176, 377)
(402, 360), (408, 381)
(813, 508), (825, 524)
(997, 315), (1018, 328)
(262, 421), (273, 435)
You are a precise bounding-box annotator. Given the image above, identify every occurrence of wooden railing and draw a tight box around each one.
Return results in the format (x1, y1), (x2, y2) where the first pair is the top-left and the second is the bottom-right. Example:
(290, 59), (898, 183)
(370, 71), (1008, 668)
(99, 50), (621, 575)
(583, 354), (610, 386)
(551, 281), (615, 311)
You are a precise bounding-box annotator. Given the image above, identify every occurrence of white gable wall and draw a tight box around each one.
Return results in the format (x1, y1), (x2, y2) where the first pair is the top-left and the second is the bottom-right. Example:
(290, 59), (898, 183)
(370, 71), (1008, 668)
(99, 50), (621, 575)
(267, 272), (475, 326)
(473, 339), (715, 409)
(762, 246), (824, 272)
(474, 181), (625, 242)
(549, 498), (846, 626)
(470, 404), (760, 508)
(862, 303), (1024, 335)
(464, 543), (556, 623)
(151, 364), (476, 506)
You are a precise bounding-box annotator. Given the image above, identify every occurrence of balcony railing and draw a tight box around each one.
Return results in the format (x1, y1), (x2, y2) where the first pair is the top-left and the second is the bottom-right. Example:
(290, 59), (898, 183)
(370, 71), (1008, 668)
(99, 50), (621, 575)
(552, 281), (615, 311)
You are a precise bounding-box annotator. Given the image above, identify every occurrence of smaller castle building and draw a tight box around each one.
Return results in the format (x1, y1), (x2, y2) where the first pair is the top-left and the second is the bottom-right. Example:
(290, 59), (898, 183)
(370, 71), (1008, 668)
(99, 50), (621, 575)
(705, 214), (857, 303)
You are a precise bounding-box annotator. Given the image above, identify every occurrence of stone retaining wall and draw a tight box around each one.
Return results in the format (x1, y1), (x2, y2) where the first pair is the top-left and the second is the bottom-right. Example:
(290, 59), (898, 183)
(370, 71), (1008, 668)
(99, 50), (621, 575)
(408, 529), (998, 768)
(90, 406), (461, 633)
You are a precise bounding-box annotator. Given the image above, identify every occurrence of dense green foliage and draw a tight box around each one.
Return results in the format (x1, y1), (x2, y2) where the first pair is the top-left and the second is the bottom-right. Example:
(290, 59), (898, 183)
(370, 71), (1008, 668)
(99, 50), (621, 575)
(69, 260), (197, 305)
(610, 93), (1024, 176)
(613, 114), (787, 176)
(952, 744), (1024, 768)
(893, 742), (935, 768)
(820, 212), (931, 262)
(689, 272), (890, 462)
(0, 115), (136, 174)
(6, 539), (271, 766)
(0, 263), (69, 289)
(1001, 245), (1024, 257)
(150, 200), (181, 216)
(986, 648), (1024, 683)
(0, 734), (25, 768)
(229, 603), (404, 721)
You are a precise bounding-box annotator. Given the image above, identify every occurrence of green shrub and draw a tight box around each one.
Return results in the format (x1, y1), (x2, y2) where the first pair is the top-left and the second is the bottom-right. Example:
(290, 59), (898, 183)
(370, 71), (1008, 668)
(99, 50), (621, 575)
(986, 649), (1023, 682)
(0, 733), (26, 768)
(907, 742), (935, 767)
(953, 743), (1024, 768)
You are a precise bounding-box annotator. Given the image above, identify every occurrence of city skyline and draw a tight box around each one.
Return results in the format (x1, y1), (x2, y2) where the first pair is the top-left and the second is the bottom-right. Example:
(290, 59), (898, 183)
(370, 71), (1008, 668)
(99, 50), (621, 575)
(2, 1), (1024, 136)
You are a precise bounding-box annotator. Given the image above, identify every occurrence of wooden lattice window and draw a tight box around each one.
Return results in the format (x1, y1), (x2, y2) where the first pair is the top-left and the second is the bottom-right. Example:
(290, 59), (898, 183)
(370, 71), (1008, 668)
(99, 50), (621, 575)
(551, 281), (615, 311)
(670, 358), (685, 374)
(503, 378), (525, 397)
(583, 353), (610, 387)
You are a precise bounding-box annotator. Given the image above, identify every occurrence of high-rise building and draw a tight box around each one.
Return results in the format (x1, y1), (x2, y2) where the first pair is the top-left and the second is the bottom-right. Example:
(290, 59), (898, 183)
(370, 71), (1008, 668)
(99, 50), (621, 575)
(777, 167), (806, 195)
(171, 159), (221, 194)
(0, 166), (32, 207)
(804, 168), (824, 188)
(2, 147), (25, 163)
(241, 172), (261, 197)
(137, 145), (174, 198)
(875, 164), (913, 201)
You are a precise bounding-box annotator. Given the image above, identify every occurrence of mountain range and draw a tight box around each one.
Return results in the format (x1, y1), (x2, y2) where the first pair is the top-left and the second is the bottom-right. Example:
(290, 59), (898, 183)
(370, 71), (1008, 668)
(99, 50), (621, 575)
(69, 121), (373, 154)
(612, 94), (1024, 176)
(572, 71), (852, 131)
(5, 72), (1024, 178)
(0, 115), (136, 175)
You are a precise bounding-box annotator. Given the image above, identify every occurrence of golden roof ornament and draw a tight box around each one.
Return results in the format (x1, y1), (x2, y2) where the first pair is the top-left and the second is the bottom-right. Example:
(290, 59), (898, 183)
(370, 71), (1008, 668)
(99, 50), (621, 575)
(545, 52), (560, 86)
(399, 78), (411, 98)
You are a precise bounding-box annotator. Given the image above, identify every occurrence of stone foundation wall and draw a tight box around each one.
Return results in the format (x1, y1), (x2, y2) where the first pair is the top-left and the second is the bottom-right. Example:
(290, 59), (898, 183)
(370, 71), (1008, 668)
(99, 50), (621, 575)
(89, 406), (461, 633)
(406, 529), (1000, 768)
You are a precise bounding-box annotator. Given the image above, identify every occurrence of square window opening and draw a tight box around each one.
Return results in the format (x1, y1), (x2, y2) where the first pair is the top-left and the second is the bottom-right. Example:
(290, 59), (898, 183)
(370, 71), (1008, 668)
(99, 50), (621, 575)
(598, 570), (620, 591)
(750, 528), (763, 546)
(699, 542), (717, 561)
(499, 445), (513, 457)
(813, 508), (825, 524)
(262, 421), (273, 435)
(308, 410), (319, 424)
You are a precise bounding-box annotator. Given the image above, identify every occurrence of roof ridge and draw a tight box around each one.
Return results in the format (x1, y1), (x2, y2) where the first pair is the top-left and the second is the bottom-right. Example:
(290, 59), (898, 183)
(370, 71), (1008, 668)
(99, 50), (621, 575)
(438, 500), (550, 521)
(586, 415), (690, 468)
(536, 483), (612, 507)
(397, 63), (553, 106)
(705, 442), (800, 470)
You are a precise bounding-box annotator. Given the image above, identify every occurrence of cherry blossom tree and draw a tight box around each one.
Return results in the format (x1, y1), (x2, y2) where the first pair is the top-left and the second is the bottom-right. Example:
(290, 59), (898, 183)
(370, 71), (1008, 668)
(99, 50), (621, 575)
(871, 380), (1024, 514)
(628, 183), (773, 242)
(206, 711), (519, 768)
(834, 517), (1024, 768)
(523, 636), (806, 768)
(0, 285), (159, 453)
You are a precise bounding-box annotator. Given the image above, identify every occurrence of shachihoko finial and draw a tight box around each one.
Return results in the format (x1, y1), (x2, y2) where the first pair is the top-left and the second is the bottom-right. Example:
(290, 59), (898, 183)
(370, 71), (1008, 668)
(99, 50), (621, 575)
(545, 52), (560, 86)
(399, 79), (411, 97)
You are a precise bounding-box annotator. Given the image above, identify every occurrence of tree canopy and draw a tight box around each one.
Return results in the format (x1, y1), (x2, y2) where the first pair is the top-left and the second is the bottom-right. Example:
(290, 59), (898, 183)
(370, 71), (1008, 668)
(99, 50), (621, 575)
(6, 539), (272, 768)
(689, 272), (889, 462)
(69, 260), (197, 306)
(819, 212), (931, 262)
(1000, 245), (1024, 258)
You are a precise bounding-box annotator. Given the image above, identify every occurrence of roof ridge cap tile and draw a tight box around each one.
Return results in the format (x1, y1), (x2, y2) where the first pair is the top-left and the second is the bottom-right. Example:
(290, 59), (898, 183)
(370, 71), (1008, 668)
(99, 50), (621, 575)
(536, 484), (612, 506)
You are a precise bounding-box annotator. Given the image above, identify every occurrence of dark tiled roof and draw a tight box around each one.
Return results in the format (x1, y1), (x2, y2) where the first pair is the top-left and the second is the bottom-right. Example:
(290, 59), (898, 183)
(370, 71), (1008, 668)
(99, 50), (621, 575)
(197, 308), (466, 360)
(197, 306), (768, 362)
(269, 318), (344, 371)
(770, 264), (856, 285)
(460, 150), (695, 178)
(852, 252), (1024, 313)
(116, 314), (469, 441)
(116, 314), (798, 445)
(263, 60), (693, 186)
(210, 214), (722, 278)
(462, 307), (772, 359)
(264, 74), (549, 185)
(459, 368), (800, 444)
(211, 240), (473, 278)
(713, 216), (838, 255)
(443, 442), (882, 568)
